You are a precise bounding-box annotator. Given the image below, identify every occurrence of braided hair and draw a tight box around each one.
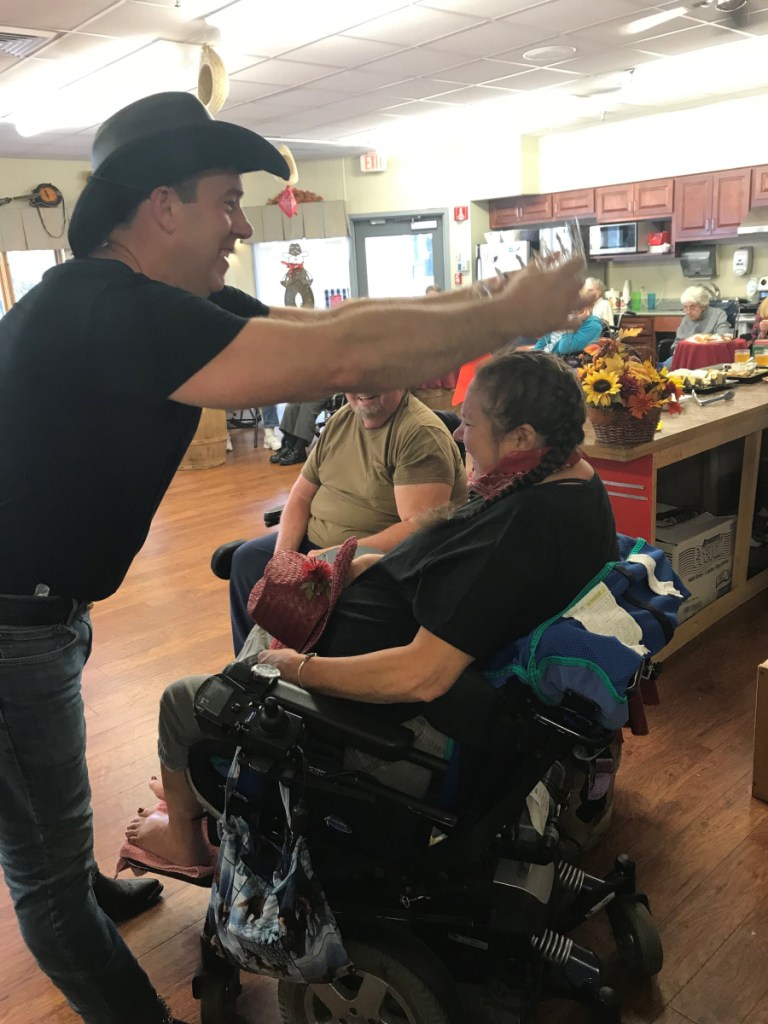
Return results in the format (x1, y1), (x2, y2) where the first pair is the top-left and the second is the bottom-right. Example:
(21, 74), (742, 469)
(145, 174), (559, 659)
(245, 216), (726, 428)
(459, 350), (586, 515)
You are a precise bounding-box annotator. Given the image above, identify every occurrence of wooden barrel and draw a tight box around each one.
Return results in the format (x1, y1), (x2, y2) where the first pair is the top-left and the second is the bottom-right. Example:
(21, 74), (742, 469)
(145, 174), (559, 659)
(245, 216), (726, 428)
(179, 408), (228, 470)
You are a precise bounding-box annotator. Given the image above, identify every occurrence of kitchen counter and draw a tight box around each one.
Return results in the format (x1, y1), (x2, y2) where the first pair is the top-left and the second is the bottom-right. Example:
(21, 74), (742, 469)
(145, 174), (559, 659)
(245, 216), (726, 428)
(582, 381), (768, 655)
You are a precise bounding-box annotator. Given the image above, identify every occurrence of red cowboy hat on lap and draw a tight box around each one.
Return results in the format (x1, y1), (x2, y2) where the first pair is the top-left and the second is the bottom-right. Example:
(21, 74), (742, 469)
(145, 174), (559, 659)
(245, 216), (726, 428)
(247, 537), (358, 653)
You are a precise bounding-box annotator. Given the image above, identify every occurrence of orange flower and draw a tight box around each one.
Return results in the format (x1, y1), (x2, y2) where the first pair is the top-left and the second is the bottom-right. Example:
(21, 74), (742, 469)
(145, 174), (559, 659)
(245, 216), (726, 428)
(626, 390), (657, 419)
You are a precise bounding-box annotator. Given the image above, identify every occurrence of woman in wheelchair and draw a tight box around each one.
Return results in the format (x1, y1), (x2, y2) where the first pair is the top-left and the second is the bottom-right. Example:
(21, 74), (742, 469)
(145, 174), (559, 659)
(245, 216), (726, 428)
(123, 350), (618, 876)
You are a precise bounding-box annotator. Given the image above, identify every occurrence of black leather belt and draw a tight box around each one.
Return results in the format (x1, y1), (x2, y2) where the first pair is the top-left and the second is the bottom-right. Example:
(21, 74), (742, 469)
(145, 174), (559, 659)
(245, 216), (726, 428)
(0, 594), (77, 627)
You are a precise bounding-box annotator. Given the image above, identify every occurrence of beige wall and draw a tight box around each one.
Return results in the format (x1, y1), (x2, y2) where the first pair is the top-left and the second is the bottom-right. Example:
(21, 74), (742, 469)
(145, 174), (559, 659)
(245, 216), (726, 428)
(538, 94), (768, 191)
(1, 90), (764, 297)
(603, 243), (768, 306)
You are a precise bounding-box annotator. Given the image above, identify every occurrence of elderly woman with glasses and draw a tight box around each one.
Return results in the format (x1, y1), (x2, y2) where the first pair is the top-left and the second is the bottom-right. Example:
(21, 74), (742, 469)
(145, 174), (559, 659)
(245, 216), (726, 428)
(661, 285), (730, 368)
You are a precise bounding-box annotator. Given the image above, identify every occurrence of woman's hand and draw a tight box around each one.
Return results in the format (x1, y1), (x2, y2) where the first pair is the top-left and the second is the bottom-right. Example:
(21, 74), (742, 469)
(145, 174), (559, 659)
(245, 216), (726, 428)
(257, 647), (303, 684)
(759, 318), (768, 339)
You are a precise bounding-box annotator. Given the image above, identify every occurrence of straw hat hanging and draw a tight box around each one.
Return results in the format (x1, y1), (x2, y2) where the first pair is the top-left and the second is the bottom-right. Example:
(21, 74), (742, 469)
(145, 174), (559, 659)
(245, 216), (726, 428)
(198, 44), (229, 114)
(276, 145), (299, 186)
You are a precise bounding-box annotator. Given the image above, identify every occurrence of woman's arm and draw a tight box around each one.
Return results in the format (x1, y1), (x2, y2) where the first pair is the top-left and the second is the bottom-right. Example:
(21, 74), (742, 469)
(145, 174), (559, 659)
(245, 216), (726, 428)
(257, 626), (474, 703)
(554, 316), (603, 355)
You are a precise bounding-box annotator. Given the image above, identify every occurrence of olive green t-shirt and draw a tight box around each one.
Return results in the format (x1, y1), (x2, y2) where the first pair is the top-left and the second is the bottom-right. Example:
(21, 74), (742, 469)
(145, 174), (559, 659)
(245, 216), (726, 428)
(302, 394), (467, 549)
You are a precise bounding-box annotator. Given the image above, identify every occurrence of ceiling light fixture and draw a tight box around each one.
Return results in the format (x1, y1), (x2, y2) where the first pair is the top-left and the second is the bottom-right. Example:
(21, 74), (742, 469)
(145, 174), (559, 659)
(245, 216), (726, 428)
(623, 6), (688, 34)
(715, 0), (747, 11)
(522, 45), (577, 62)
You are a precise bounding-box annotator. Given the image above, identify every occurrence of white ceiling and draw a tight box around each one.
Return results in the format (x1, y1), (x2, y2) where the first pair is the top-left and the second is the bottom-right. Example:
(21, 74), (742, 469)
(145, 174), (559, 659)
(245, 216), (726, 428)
(0, 0), (767, 163)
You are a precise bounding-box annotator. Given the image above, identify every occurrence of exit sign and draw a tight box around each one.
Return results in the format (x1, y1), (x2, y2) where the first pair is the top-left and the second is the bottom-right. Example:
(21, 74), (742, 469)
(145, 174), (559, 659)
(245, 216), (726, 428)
(360, 152), (387, 173)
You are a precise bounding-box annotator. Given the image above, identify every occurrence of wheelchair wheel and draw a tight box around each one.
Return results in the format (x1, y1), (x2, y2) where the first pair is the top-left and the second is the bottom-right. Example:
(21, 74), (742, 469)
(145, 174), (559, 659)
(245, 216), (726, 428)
(608, 898), (663, 978)
(277, 937), (452, 1024)
(193, 970), (240, 1024)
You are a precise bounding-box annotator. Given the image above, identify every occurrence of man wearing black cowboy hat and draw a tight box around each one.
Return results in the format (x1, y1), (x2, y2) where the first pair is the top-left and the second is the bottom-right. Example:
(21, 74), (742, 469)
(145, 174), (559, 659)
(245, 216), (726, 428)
(0, 90), (583, 1024)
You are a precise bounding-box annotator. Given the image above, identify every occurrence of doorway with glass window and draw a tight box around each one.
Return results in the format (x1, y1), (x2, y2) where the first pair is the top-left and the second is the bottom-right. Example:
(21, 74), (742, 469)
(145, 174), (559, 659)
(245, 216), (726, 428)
(351, 212), (447, 299)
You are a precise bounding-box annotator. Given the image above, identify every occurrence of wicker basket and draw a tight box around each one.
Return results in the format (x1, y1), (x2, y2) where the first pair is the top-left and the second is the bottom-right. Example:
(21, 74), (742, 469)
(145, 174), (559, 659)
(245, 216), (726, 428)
(587, 405), (660, 447)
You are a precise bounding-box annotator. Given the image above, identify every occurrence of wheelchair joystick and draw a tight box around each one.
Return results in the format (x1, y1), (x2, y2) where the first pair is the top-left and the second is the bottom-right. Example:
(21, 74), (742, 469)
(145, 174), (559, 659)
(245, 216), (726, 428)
(258, 696), (287, 735)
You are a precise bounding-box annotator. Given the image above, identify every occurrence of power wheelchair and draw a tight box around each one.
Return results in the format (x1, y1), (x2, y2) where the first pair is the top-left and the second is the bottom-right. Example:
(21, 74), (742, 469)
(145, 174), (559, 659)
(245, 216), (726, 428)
(186, 655), (662, 1024)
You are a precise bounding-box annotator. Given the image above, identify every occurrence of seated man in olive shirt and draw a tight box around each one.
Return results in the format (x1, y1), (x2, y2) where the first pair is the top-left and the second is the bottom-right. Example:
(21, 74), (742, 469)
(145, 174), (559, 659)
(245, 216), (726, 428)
(229, 390), (466, 651)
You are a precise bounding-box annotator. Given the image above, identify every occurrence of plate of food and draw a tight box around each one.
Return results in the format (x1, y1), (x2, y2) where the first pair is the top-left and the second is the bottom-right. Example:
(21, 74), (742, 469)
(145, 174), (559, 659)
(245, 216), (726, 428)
(669, 368), (734, 393)
(724, 366), (768, 384)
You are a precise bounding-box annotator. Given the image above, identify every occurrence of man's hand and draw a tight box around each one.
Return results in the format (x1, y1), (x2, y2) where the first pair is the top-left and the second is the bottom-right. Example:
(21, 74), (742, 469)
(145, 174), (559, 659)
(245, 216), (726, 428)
(494, 257), (586, 341)
(308, 545), (339, 560)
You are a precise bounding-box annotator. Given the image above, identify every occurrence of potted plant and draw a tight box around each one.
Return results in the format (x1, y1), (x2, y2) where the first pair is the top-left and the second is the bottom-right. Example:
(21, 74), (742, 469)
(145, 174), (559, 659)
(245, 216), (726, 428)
(577, 333), (682, 447)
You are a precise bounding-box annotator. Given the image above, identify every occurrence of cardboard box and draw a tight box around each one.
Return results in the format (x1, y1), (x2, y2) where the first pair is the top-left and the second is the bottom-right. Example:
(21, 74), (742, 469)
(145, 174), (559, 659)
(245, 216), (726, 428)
(655, 509), (736, 624)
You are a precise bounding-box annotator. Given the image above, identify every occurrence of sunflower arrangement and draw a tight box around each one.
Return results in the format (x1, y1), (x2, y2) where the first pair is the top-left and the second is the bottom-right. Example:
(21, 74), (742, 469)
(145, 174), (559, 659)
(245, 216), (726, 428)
(578, 334), (682, 420)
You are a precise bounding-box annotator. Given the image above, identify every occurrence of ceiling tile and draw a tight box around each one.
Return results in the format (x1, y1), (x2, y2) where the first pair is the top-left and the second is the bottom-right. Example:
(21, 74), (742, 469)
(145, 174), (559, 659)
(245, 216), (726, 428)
(343, 6), (482, 46)
(421, 20), (552, 55)
(219, 79), (287, 108)
(281, 36), (401, 66)
(430, 58), (532, 84)
(413, 83), (515, 104)
(370, 77), (464, 100)
(231, 59), (334, 88)
(734, 7), (768, 32)
(0, 0), (118, 32)
(75, 3), (211, 45)
(500, 67), (581, 89)
(554, 47), (658, 74)
(418, 0), (546, 15)
(315, 67), (410, 92)
(637, 23), (747, 56)
(509, 0), (659, 34)
(363, 46), (472, 77)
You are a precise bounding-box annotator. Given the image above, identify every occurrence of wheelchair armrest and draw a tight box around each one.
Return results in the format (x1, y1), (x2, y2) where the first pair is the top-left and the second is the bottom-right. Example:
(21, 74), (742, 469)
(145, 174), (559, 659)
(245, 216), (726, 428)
(259, 680), (416, 762)
(263, 505), (284, 528)
(210, 539), (246, 580)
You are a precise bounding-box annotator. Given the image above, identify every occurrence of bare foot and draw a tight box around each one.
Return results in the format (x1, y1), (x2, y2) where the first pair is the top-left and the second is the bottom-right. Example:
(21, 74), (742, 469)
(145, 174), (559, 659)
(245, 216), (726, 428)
(137, 777), (167, 817)
(125, 808), (210, 868)
(148, 775), (165, 802)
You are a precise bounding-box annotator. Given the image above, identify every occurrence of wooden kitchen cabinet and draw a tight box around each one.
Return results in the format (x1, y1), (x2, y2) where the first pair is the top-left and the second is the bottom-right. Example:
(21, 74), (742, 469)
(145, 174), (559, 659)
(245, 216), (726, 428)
(751, 165), (768, 206)
(489, 193), (553, 228)
(674, 168), (751, 240)
(552, 188), (594, 219)
(619, 315), (656, 362)
(596, 178), (673, 222)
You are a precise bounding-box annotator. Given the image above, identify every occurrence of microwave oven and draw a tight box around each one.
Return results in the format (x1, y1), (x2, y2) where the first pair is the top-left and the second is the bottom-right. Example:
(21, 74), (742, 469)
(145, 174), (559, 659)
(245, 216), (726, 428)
(588, 222), (638, 256)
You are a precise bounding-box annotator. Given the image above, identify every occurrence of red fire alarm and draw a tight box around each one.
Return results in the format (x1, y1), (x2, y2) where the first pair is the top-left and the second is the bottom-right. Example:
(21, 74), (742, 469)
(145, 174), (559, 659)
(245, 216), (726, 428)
(454, 271), (463, 286)
(453, 206), (468, 222)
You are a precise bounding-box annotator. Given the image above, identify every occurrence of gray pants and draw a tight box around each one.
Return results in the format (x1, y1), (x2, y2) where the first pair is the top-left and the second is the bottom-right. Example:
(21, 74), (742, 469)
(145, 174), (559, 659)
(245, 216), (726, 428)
(280, 399), (329, 444)
(158, 626), (449, 799)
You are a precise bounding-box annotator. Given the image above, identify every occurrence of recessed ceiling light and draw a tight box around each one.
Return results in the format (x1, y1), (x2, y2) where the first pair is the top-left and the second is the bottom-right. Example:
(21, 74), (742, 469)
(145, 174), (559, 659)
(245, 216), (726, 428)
(522, 45), (577, 62)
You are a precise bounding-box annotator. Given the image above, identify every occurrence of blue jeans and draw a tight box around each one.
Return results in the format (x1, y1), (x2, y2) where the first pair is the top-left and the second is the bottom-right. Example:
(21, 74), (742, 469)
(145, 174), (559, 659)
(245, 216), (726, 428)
(259, 405), (279, 428)
(0, 604), (168, 1023)
(229, 533), (318, 653)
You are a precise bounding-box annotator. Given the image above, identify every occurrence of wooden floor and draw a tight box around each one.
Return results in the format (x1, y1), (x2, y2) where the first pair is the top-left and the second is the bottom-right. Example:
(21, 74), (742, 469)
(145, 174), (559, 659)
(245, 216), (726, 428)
(2, 425), (768, 1024)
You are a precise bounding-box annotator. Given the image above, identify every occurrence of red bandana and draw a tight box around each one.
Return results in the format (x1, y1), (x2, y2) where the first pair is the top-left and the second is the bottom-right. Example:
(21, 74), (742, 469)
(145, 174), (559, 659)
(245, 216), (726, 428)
(469, 447), (581, 499)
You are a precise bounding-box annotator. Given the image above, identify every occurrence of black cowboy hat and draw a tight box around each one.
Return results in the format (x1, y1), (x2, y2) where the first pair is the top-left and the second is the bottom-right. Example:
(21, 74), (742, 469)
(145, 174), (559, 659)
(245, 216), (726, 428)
(68, 91), (289, 258)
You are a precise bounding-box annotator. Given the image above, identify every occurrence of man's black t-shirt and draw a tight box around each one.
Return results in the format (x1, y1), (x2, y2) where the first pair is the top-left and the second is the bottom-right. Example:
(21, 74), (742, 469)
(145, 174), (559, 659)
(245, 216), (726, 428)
(317, 474), (618, 666)
(0, 259), (268, 601)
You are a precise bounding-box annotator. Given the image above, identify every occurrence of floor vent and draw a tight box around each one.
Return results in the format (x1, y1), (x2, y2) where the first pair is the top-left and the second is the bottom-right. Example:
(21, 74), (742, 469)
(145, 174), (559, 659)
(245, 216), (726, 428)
(0, 29), (56, 59)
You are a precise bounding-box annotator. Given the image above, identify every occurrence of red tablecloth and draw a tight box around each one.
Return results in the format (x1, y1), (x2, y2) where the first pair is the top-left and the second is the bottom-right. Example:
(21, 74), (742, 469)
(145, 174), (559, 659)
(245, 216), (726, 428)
(670, 337), (739, 371)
